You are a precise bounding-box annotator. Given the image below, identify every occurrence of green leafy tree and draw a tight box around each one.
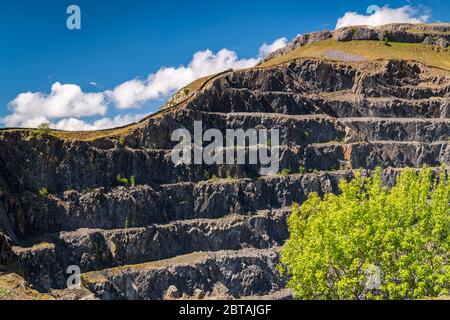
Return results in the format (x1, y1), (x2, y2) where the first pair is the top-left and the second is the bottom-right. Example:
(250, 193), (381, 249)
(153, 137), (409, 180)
(280, 167), (450, 300)
(130, 175), (136, 187)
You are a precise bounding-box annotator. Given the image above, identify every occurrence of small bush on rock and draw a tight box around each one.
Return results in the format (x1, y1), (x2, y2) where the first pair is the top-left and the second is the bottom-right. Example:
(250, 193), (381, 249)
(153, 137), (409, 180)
(116, 174), (129, 185)
(38, 187), (49, 197)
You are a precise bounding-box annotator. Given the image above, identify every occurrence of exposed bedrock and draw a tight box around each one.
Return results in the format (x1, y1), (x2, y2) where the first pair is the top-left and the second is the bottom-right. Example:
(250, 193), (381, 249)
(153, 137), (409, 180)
(82, 248), (284, 300)
(14, 209), (289, 291)
(0, 50), (449, 299)
(262, 23), (450, 62)
(14, 172), (351, 236)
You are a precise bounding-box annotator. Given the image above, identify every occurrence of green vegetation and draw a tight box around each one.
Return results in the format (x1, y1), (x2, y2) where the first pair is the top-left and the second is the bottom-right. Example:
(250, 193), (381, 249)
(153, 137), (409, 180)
(298, 166), (306, 174)
(0, 287), (11, 298)
(35, 123), (51, 137)
(119, 136), (126, 146)
(280, 167), (450, 300)
(248, 171), (261, 181)
(116, 174), (129, 185)
(182, 87), (190, 95)
(300, 131), (310, 141)
(258, 40), (450, 70)
(38, 187), (49, 197)
(280, 168), (291, 176)
(204, 172), (221, 182)
(116, 174), (136, 187)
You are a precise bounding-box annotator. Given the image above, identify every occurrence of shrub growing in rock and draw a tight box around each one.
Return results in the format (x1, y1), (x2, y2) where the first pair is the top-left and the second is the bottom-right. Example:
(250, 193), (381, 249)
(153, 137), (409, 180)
(280, 167), (450, 300)
(36, 123), (51, 137)
(300, 131), (310, 141)
(38, 187), (49, 197)
(116, 174), (129, 185)
(130, 175), (136, 187)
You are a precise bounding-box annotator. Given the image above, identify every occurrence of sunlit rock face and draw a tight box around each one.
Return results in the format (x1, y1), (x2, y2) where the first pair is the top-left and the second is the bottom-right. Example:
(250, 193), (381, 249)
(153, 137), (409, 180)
(0, 23), (449, 300)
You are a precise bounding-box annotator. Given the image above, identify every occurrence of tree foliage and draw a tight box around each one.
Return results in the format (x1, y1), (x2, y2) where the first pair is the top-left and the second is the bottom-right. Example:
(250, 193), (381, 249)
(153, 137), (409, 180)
(36, 123), (51, 137)
(280, 167), (450, 300)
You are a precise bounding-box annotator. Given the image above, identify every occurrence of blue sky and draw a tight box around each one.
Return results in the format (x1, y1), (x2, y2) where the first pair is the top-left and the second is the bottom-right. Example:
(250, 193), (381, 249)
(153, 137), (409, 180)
(0, 0), (448, 130)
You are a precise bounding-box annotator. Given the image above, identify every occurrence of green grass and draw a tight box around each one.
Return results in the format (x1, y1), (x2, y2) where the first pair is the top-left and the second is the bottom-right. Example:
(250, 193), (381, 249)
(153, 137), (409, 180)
(0, 287), (11, 298)
(258, 40), (450, 70)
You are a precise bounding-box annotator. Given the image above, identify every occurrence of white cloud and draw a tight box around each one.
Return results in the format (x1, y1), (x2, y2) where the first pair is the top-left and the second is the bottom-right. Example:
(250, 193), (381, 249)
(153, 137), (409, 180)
(3, 43), (279, 130)
(259, 37), (288, 58)
(336, 5), (429, 29)
(4, 82), (107, 127)
(109, 49), (258, 109)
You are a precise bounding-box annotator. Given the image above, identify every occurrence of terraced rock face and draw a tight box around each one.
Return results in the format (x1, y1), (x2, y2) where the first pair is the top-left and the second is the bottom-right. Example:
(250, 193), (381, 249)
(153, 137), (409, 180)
(0, 24), (449, 300)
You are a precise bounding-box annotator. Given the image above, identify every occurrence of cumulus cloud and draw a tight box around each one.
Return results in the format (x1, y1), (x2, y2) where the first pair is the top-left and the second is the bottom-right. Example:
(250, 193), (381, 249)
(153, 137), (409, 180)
(3, 82), (107, 128)
(336, 5), (430, 29)
(109, 49), (258, 109)
(258, 37), (288, 58)
(4, 40), (291, 130)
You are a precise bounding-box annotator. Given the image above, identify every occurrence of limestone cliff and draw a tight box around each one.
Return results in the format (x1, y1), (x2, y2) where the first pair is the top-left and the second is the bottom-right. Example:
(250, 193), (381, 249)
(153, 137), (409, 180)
(0, 23), (449, 300)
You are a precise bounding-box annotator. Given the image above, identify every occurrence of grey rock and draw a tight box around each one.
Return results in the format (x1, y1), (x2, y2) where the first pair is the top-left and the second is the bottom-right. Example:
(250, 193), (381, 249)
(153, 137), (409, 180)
(0, 26), (449, 299)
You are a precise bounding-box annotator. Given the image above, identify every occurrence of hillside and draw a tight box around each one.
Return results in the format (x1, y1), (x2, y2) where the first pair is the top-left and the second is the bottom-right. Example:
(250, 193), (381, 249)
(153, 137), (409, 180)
(0, 23), (449, 300)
